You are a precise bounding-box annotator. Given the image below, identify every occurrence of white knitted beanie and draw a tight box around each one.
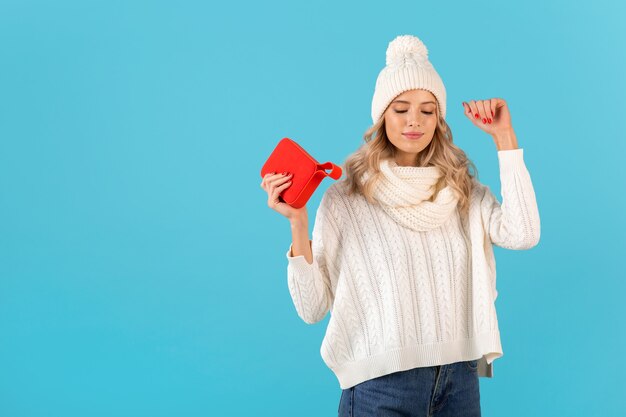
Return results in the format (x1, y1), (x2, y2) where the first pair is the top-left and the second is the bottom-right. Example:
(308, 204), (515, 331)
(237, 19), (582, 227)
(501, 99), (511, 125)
(371, 34), (447, 124)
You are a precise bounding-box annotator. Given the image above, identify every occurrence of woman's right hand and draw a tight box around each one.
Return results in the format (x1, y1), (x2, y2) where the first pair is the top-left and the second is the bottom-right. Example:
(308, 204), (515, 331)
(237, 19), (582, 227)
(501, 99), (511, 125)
(260, 172), (308, 222)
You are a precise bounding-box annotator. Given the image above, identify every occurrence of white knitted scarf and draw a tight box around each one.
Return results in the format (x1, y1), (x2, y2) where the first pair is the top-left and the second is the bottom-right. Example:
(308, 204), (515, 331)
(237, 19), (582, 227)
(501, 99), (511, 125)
(362, 159), (460, 231)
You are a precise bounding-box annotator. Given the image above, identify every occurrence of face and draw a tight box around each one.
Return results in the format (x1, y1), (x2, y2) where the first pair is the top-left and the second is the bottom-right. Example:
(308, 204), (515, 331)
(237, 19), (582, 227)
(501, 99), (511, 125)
(383, 89), (439, 167)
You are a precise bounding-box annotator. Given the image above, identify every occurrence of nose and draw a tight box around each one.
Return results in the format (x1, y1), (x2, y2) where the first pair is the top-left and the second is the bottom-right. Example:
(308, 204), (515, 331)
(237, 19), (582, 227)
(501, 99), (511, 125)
(408, 111), (422, 126)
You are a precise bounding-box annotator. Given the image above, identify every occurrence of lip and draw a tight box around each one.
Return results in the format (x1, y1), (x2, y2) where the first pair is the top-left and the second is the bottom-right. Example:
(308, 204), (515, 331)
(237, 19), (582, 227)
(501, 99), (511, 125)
(402, 132), (424, 139)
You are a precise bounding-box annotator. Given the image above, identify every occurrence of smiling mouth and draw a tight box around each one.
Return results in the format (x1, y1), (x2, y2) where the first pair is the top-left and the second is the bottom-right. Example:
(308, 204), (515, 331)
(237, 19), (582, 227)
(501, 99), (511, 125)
(403, 133), (424, 139)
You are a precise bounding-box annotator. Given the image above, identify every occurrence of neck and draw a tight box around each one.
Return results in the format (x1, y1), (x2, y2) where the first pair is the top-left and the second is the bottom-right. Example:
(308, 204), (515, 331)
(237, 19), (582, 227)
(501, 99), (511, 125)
(393, 158), (431, 168)
(394, 157), (418, 167)
(393, 151), (419, 167)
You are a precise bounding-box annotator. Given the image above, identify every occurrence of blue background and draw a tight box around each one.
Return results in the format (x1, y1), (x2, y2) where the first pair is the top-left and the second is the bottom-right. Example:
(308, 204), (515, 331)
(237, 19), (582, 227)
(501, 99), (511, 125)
(1, 0), (624, 416)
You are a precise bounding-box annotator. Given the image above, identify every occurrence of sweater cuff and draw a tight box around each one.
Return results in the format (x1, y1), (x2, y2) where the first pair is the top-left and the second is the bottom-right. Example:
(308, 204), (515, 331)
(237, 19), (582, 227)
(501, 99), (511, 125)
(286, 243), (315, 270)
(497, 148), (524, 171)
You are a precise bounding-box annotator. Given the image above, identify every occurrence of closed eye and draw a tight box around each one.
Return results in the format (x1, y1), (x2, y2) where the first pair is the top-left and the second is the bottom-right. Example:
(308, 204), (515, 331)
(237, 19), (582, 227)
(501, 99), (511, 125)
(394, 110), (433, 114)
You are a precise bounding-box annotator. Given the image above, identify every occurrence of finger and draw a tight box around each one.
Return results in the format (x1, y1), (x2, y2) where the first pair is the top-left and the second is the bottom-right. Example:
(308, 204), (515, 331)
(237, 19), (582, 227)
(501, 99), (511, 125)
(270, 179), (293, 205)
(268, 193), (283, 206)
(261, 173), (271, 188)
(261, 172), (280, 187)
(263, 172), (289, 189)
(269, 173), (292, 188)
(267, 174), (292, 195)
(489, 98), (497, 120)
(468, 100), (480, 122)
(476, 100), (488, 124)
(462, 101), (473, 118)
(276, 179), (292, 192)
(264, 172), (285, 182)
(493, 97), (504, 117)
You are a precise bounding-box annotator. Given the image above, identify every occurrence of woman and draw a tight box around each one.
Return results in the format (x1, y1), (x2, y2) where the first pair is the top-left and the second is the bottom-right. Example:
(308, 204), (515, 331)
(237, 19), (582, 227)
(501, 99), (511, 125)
(260, 34), (540, 417)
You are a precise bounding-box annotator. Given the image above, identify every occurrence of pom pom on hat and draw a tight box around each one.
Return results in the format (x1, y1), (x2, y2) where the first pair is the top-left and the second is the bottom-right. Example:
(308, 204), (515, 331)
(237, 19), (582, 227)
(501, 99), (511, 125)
(385, 34), (429, 65)
(371, 34), (447, 124)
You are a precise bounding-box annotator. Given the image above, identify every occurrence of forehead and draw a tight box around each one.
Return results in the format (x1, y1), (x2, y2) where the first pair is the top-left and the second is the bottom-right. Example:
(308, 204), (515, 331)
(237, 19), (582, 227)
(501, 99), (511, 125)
(394, 89), (436, 103)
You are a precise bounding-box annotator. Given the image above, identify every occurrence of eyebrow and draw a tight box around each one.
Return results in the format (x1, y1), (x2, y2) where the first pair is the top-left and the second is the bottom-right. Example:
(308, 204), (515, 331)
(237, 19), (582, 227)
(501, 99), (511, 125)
(391, 100), (437, 105)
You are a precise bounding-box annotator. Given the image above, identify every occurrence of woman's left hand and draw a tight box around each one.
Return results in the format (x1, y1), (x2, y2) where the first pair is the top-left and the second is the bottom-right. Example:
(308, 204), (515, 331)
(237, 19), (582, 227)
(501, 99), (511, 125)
(462, 98), (512, 135)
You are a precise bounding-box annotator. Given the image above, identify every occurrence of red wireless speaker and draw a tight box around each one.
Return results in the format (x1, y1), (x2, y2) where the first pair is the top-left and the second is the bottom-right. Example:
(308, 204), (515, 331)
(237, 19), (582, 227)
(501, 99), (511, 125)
(260, 137), (342, 208)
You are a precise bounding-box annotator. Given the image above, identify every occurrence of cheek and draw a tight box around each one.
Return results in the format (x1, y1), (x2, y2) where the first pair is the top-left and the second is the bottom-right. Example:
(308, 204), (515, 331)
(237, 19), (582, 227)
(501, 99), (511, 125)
(387, 117), (402, 132)
(427, 117), (438, 132)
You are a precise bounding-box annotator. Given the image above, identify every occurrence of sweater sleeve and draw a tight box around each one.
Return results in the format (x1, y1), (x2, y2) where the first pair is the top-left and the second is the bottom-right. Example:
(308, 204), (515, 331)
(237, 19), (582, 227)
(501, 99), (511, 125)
(480, 148), (541, 250)
(285, 191), (336, 324)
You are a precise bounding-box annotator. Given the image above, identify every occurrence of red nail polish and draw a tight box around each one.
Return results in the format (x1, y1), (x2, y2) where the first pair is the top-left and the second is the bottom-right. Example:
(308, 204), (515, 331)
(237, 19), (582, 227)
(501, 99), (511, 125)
(475, 113), (479, 119)
(482, 118), (486, 123)
(488, 119), (492, 124)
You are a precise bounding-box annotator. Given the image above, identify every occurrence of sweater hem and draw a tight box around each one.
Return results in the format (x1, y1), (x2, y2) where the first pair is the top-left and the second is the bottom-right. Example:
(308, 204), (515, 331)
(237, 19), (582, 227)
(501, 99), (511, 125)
(327, 330), (503, 389)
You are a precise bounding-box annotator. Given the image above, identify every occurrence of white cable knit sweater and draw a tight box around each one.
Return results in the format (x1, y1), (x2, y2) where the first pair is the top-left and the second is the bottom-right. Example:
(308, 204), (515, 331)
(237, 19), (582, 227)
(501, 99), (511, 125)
(285, 148), (540, 389)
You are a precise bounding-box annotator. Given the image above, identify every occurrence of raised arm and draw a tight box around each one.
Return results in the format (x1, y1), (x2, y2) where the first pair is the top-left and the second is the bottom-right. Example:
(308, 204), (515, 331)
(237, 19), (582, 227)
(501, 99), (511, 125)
(479, 148), (541, 250)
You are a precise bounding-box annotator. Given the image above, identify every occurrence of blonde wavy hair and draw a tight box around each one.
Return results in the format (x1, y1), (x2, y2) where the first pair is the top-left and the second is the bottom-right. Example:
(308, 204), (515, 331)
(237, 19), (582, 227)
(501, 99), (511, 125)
(341, 107), (479, 220)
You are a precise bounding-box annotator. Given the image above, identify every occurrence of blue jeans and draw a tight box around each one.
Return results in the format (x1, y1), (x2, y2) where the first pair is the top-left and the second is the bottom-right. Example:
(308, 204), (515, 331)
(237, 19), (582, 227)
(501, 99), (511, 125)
(338, 360), (481, 417)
